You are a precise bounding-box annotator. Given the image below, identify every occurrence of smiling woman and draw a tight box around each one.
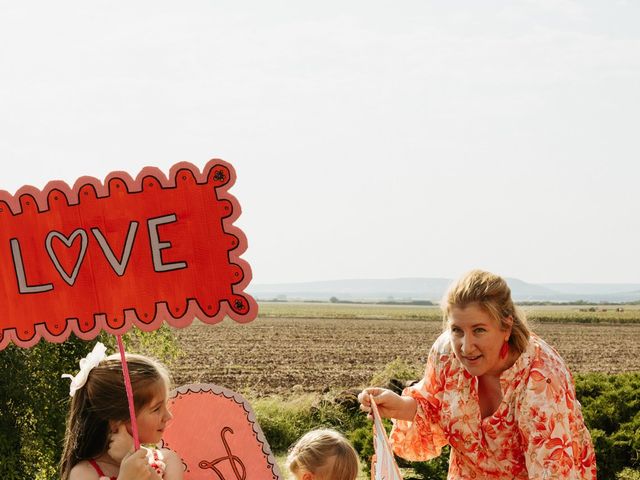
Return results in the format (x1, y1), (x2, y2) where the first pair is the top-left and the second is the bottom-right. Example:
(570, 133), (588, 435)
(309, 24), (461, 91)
(449, 305), (515, 378)
(358, 270), (597, 480)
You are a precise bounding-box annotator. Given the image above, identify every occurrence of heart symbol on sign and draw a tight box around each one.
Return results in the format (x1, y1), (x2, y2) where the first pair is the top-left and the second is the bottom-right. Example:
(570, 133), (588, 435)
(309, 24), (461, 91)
(45, 229), (88, 286)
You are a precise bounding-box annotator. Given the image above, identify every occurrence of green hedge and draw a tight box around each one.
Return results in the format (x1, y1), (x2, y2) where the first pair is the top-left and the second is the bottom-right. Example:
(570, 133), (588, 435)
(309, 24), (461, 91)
(0, 337), (94, 479)
(575, 372), (640, 479)
(252, 370), (640, 480)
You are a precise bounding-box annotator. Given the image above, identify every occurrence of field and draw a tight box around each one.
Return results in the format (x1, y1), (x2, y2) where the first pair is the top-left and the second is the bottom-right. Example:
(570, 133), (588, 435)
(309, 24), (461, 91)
(168, 303), (640, 395)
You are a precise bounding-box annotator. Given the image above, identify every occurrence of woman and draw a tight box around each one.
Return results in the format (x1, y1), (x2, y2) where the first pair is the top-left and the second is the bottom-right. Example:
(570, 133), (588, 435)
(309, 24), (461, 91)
(358, 270), (596, 479)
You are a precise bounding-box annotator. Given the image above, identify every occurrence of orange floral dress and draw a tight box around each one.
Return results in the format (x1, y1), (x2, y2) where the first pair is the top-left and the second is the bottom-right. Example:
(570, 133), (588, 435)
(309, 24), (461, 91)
(389, 332), (597, 479)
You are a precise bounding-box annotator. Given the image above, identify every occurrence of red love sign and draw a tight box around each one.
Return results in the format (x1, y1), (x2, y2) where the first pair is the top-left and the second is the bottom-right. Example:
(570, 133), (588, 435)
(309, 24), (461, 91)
(0, 160), (257, 349)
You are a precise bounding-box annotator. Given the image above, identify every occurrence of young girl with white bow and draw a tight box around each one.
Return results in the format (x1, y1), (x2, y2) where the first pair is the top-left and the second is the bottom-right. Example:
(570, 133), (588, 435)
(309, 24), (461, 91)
(60, 343), (184, 480)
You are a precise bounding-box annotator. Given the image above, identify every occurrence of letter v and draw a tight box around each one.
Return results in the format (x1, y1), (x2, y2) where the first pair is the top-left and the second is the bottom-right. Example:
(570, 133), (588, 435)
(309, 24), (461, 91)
(91, 222), (139, 276)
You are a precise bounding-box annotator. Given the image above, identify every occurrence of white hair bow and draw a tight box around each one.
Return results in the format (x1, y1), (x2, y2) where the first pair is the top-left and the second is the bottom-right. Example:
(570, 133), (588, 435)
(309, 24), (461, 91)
(62, 342), (107, 397)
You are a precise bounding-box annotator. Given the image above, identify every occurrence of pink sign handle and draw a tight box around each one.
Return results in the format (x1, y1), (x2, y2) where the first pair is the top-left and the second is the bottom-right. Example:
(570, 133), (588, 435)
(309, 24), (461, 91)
(116, 335), (140, 450)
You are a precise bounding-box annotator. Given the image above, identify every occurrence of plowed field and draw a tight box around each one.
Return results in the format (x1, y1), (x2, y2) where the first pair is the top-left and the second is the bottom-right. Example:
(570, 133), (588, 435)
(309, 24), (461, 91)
(168, 304), (640, 395)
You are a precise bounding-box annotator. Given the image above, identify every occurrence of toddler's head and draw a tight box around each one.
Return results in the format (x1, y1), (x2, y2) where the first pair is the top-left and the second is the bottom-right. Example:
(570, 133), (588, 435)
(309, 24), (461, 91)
(286, 428), (359, 480)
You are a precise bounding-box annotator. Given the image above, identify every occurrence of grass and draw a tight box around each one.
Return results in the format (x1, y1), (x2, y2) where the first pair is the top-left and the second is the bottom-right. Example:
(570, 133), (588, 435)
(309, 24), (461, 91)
(258, 301), (640, 324)
(258, 302), (440, 321)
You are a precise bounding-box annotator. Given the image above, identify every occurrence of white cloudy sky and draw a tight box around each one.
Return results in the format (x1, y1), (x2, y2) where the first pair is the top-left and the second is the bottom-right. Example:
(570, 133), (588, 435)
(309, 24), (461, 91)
(1, 0), (638, 284)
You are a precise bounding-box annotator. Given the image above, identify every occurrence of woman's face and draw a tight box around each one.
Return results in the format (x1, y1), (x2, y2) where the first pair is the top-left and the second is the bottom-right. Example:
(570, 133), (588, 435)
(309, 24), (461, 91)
(448, 303), (511, 378)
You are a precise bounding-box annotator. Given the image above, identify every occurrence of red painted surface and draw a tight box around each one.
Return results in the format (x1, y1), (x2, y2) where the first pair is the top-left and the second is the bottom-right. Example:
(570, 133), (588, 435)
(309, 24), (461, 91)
(161, 384), (281, 480)
(0, 160), (256, 349)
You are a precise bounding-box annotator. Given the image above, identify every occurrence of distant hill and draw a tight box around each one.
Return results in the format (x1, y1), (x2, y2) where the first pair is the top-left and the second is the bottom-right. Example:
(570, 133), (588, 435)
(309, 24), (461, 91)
(247, 278), (640, 303)
(537, 283), (640, 303)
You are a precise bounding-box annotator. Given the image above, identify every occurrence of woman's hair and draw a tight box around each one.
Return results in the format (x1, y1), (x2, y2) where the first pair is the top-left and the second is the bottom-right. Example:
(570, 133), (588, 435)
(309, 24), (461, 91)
(441, 269), (531, 354)
(286, 428), (359, 480)
(59, 353), (171, 480)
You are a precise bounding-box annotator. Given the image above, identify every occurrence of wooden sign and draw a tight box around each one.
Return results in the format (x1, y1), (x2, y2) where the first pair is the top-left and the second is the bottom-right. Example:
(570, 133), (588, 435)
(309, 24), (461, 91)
(0, 160), (257, 349)
(161, 383), (282, 480)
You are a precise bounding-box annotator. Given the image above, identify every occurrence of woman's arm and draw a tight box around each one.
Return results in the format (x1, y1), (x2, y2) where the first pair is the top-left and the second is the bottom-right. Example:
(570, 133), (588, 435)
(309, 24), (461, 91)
(362, 333), (452, 462)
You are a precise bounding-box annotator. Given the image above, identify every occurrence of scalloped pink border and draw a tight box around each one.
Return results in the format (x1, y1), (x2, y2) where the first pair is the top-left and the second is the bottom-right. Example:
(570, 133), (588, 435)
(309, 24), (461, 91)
(163, 383), (282, 480)
(0, 159), (258, 349)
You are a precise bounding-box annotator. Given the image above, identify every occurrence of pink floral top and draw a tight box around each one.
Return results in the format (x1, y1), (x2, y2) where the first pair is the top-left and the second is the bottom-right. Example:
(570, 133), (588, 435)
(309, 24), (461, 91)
(390, 333), (597, 479)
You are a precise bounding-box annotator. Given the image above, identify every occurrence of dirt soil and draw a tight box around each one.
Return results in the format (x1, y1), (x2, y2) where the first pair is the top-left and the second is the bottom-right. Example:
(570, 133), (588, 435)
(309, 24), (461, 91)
(169, 317), (640, 395)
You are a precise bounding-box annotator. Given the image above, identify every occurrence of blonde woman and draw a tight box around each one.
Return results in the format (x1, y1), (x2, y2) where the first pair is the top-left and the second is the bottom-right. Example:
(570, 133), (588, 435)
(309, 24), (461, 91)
(286, 428), (359, 480)
(359, 270), (596, 479)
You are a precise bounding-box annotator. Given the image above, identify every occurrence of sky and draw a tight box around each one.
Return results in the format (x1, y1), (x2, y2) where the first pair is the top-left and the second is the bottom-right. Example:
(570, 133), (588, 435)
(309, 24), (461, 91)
(0, 0), (639, 285)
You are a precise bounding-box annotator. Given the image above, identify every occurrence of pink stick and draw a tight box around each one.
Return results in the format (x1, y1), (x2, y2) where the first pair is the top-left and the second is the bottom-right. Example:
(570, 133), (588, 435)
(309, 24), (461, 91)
(116, 335), (141, 450)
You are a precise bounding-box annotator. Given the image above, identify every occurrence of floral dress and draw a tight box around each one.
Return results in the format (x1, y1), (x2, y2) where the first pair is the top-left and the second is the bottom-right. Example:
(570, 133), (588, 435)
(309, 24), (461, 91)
(390, 332), (597, 479)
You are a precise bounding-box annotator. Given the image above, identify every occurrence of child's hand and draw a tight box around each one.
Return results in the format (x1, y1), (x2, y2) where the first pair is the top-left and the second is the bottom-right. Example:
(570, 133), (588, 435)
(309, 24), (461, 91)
(118, 447), (155, 480)
(108, 424), (134, 464)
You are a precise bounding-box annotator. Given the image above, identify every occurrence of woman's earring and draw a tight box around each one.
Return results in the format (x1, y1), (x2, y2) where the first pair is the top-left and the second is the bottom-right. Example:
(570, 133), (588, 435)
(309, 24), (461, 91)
(499, 340), (509, 359)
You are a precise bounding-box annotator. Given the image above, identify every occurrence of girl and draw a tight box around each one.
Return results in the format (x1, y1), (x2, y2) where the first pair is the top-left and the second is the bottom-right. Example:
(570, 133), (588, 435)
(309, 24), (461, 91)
(286, 428), (359, 480)
(60, 342), (184, 480)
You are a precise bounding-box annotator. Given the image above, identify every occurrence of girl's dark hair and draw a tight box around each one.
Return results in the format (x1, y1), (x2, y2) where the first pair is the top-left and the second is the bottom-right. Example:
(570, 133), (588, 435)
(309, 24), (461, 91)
(59, 353), (170, 480)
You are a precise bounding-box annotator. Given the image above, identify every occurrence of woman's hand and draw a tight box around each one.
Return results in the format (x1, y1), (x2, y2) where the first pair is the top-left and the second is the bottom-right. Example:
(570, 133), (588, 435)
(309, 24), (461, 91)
(358, 387), (418, 421)
(108, 424), (134, 464)
(117, 448), (155, 480)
